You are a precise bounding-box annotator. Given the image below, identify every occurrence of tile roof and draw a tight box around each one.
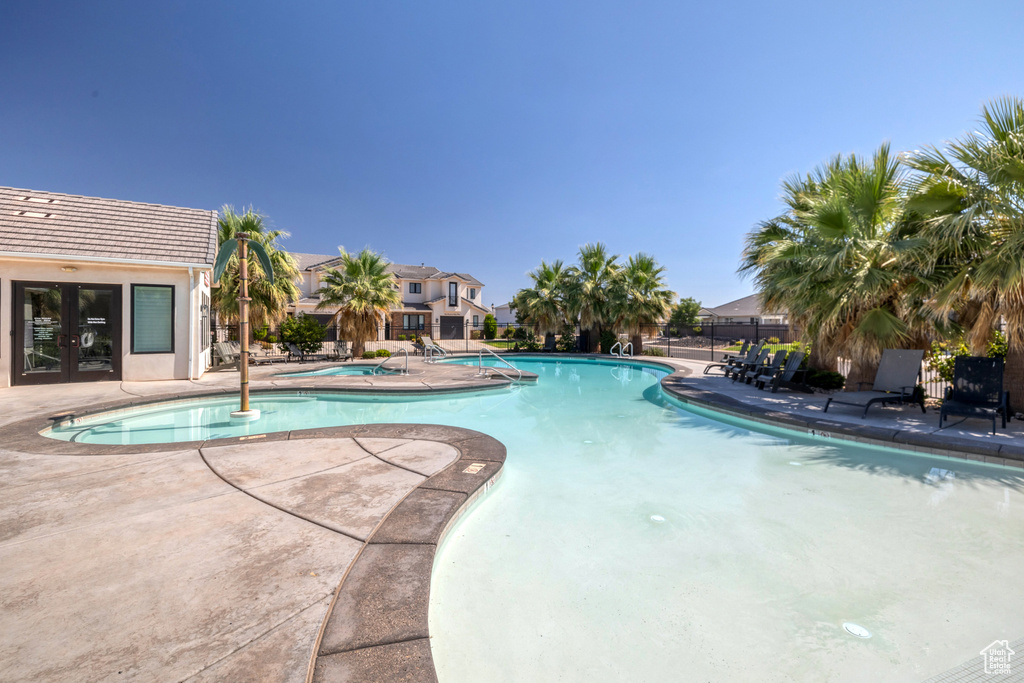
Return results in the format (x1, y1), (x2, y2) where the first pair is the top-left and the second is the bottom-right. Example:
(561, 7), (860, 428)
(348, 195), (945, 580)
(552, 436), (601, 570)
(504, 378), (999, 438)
(703, 294), (783, 317)
(291, 252), (337, 271)
(427, 271), (483, 286)
(306, 259), (481, 286)
(399, 302), (432, 311)
(0, 186), (218, 265)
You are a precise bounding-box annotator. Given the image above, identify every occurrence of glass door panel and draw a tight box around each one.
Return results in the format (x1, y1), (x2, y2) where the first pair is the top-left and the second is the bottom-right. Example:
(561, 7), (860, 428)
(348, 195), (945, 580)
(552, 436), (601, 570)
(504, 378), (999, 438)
(75, 288), (115, 375)
(22, 286), (65, 378)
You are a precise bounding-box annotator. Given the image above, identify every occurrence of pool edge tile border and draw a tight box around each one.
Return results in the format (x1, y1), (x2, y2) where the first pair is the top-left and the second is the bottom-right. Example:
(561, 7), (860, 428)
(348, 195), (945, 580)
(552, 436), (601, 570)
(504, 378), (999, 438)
(307, 425), (505, 683)
(659, 370), (1024, 468)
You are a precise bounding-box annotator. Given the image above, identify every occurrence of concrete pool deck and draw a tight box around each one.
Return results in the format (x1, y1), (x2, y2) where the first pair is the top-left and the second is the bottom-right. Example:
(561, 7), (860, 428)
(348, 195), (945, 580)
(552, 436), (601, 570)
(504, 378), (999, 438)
(0, 354), (1020, 681)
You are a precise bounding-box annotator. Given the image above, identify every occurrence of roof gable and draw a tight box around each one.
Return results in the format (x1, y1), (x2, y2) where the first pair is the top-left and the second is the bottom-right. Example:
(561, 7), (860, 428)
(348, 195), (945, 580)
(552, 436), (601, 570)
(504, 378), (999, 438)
(0, 186), (218, 266)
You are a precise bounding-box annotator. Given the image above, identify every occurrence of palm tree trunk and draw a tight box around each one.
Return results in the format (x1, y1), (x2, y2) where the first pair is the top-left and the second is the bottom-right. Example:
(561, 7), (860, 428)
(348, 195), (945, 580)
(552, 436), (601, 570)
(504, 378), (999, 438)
(845, 360), (876, 391)
(808, 342), (837, 373)
(353, 340), (366, 358)
(1005, 347), (1024, 414)
(631, 334), (643, 354)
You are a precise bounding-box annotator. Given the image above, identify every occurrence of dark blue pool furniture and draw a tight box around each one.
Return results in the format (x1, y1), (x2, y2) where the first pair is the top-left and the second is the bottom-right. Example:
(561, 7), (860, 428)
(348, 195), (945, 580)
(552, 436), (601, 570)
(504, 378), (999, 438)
(286, 342), (307, 363)
(823, 349), (926, 417)
(740, 348), (786, 385)
(730, 346), (771, 382)
(703, 340), (758, 375)
(755, 351), (807, 393)
(938, 356), (1009, 434)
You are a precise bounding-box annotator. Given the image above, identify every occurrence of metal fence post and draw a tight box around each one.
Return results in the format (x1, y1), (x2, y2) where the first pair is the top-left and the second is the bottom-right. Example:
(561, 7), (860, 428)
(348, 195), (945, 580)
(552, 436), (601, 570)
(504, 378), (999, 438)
(711, 321), (715, 362)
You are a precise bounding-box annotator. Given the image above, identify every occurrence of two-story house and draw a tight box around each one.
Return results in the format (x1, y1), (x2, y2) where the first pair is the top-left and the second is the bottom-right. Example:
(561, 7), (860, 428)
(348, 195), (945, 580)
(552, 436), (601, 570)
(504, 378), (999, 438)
(288, 253), (489, 340)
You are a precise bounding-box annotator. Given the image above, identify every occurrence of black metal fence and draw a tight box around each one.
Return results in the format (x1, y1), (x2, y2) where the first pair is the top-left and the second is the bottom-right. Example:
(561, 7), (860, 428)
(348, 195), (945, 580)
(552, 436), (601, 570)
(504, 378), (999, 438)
(212, 321), (547, 362)
(211, 319), (950, 398)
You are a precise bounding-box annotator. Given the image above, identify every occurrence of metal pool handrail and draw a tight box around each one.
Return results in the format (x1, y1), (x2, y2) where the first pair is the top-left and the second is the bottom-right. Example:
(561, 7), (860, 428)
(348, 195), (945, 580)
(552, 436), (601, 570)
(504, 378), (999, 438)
(476, 347), (523, 383)
(609, 341), (633, 358)
(424, 338), (448, 363)
(373, 348), (409, 375)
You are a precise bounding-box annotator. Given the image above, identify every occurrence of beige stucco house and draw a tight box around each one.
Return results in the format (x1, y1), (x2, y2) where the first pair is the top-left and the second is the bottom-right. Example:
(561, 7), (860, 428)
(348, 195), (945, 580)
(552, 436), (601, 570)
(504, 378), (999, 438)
(0, 186), (216, 388)
(288, 253), (489, 339)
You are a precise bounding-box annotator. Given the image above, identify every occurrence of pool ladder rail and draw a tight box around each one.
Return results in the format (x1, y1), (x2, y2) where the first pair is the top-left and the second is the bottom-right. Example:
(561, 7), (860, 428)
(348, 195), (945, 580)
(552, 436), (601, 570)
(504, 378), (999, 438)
(476, 347), (523, 384)
(423, 339), (448, 363)
(373, 348), (409, 375)
(609, 341), (633, 358)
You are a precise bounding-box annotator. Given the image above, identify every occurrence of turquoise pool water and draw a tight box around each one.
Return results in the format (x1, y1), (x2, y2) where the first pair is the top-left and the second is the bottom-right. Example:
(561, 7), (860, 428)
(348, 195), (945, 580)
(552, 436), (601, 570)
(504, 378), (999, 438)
(278, 364), (385, 377)
(43, 357), (1024, 680)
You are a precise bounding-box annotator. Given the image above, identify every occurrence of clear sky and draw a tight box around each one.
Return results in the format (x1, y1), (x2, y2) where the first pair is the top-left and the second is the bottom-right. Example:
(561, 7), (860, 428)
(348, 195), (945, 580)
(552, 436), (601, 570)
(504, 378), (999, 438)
(3, 1), (1023, 308)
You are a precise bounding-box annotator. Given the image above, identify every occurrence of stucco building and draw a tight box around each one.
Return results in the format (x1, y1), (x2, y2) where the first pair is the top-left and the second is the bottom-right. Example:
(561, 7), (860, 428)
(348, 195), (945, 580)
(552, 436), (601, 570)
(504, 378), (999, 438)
(288, 253), (489, 339)
(0, 186), (216, 388)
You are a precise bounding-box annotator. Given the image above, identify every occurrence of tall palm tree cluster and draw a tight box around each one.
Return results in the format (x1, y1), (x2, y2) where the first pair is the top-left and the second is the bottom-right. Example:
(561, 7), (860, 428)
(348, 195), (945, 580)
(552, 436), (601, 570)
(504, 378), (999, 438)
(315, 248), (401, 357)
(740, 96), (1024, 394)
(513, 243), (675, 352)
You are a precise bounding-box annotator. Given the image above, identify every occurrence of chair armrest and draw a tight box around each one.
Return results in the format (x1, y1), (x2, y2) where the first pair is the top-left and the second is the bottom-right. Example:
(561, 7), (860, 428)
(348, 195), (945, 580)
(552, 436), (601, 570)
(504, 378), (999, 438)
(943, 386), (952, 400)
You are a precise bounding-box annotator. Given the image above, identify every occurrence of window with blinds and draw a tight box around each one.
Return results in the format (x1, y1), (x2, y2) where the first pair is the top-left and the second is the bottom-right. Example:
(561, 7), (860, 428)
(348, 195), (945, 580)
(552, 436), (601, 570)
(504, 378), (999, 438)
(132, 284), (174, 353)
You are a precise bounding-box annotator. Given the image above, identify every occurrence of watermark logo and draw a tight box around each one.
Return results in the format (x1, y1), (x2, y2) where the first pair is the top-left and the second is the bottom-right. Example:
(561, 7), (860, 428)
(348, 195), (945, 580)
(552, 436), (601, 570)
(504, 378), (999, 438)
(980, 640), (1015, 675)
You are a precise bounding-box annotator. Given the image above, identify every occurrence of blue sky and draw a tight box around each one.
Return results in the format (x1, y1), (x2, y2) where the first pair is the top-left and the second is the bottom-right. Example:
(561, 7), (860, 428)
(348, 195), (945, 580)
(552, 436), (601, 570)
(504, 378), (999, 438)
(3, 1), (1023, 308)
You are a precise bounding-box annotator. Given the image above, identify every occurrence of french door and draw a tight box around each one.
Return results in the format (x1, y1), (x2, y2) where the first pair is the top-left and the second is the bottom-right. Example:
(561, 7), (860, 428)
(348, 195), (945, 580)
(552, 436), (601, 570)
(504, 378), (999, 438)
(13, 282), (122, 385)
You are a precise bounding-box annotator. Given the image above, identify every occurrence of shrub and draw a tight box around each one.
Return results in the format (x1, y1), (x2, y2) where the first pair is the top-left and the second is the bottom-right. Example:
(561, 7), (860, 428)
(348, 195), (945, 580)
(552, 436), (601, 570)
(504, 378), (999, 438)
(598, 330), (618, 354)
(502, 326), (515, 339)
(376, 349), (391, 358)
(266, 334), (277, 344)
(398, 334), (407, 341)
(278, 314), (326, 356)
(513, 326), (531, 341)
(806, 370), (845, 391)
(253, 325), (270, 341)
(928, 332), (1007, 382)
(766, 336), (781, 344)
(470, 330), (483, 340)
(555, 323), (576, 352)
(362, 351), (376, 359)
(641, 347), (667, 357)
(483, 314), (498, 340)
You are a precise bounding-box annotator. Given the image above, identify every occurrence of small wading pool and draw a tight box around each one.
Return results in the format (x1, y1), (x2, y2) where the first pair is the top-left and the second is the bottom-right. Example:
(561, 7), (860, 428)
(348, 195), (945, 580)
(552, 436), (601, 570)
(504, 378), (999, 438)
(40, 356), (1024, 681)
(277, 364), (389, 377)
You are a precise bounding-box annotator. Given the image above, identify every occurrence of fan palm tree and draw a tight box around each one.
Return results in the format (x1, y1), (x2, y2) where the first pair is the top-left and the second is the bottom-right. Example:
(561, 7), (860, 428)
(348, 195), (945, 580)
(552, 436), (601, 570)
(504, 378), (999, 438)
(742, 145), (929, 385)
(315, 248), (401, 357)
(904, 96), (1024, 398)
(610, 253), (675, 353)
(566, 243), (619, 352)
(512, 260), (569, 346)
(212, 206), (300, 334)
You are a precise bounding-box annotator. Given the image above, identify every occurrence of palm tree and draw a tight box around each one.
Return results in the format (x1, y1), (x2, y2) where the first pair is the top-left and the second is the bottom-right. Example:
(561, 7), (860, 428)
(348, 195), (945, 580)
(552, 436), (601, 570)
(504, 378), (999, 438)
(566, 243), (619, 352)
(315, 248), (401, 357)
(610, 253), (675, 353)
(512, 260), (569, 346)
(904, 96), (1024, 397)
(212, 206), (300, 334)
(741, 145), (930, 385)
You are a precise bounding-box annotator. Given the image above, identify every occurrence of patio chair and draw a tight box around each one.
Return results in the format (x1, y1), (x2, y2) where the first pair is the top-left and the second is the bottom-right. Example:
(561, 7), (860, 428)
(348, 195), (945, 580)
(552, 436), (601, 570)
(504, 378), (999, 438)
(735, 347), (781, 384)
(333, 340), (353, 361)
(728, 346), (770, 382)
(213, 342), (239, 369)
(421, 336), (447, 361)
(704, 341), (761, 375)
(754, 351), (807, 393)
(938, 356), (1010, 434)
(823, 349), (926, 418)
(286, 342), (307, 363)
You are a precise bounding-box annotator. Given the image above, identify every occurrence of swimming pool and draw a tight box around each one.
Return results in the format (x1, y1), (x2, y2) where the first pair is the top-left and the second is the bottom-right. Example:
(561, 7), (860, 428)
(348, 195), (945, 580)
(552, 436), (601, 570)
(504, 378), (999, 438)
(42, 356), (1024, 680)
(278, 364), (388, 377)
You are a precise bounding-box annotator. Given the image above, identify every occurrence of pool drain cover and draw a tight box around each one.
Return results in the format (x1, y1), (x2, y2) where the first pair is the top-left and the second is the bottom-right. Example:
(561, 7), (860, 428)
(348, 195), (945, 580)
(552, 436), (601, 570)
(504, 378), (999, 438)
(843, 623), (871, 638)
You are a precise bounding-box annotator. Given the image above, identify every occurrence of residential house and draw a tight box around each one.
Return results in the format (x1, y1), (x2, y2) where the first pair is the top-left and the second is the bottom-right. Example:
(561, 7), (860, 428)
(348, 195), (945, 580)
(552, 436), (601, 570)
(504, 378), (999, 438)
(697, 294), (788, 325)
(493, 302), (517, 325)
(0, 186), (216, 388)
(288, 253), (489, 340)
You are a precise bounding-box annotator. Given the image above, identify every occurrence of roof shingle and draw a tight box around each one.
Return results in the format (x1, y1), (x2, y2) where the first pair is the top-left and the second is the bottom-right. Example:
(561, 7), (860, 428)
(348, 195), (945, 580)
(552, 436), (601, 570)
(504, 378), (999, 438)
(0, 186), (218, 265)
